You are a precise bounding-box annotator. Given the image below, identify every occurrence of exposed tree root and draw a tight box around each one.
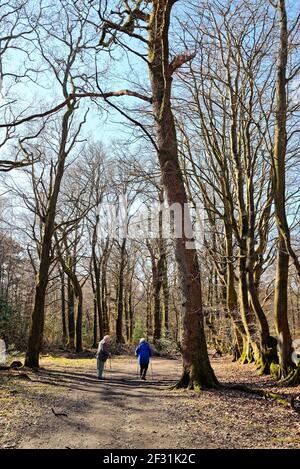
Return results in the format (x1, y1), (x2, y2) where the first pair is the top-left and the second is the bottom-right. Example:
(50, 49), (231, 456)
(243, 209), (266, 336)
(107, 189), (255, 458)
(280, 366), (300, 386)
(270, 362), (282, 381)
(254, 337), (279, 376)
(239, 351), (254, 365)
(170, 378), (220, 392)
(171, 378), (299, 412)
(224, 383), (298, 411)
(170, 367), (220, 391)
(255, 355), (279, 377)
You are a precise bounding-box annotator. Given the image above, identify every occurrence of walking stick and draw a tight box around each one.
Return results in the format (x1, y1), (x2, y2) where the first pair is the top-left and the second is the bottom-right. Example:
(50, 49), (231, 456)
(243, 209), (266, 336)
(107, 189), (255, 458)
(110, 357), (112, 370)
(150, 360), (153, 380)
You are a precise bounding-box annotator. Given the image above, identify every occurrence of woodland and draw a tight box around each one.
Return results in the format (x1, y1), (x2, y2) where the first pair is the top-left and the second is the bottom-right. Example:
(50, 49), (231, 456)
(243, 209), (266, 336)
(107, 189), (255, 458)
(1, 0), (300, 450)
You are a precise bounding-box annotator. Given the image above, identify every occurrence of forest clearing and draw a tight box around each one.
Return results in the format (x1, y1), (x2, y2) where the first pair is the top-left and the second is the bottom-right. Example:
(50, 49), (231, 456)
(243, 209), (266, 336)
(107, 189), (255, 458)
(1, 0), (300, 455)
(1, 352), (300, 449)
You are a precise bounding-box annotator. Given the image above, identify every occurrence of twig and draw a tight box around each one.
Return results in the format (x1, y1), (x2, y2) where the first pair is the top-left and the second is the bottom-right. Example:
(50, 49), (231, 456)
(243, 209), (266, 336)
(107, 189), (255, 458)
(51, 408), (68, 417)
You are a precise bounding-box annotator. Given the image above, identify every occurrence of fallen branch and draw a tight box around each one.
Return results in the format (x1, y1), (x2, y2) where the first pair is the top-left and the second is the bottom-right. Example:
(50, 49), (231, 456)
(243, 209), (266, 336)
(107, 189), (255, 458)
(51, 408), (68, 417)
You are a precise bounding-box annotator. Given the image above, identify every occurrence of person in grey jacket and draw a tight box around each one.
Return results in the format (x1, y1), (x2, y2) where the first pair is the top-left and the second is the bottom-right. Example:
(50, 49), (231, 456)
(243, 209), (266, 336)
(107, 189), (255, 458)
(96, 335), (111, 379)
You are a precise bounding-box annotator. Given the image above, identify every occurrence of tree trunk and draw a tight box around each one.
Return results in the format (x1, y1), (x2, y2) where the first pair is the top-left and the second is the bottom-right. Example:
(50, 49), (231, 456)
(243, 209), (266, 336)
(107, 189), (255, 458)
(92, 217), (104, 339)
(148, 1), (218, 389)
(93, 296), (98, 348)
(124, 286), (130, 342)
(147, 240), (162, 343)
(90, 272), (98, 348)
(66, 273), (83, 353)
(146, 281), (153, 340)
(25, 106), (74, 368)
(59, 269), (67, 346)
(162, 255), (169, 335)
(75, 290), (83, 353)
(224, 222), (245, 361)
(129, 288), (134, 342)
(56, 235), (84, 354)
(101, 242), (110, 335)
(238, 248), (256, 364)
(116, 238), (126, 343)
(67, 275), (75, 350)
(273, 0), (293, 378)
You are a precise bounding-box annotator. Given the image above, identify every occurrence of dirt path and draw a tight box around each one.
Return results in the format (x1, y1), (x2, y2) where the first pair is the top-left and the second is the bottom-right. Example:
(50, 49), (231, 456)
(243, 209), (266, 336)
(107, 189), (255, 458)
(18, 357), (183, 449)
(2, 355), (300, 449)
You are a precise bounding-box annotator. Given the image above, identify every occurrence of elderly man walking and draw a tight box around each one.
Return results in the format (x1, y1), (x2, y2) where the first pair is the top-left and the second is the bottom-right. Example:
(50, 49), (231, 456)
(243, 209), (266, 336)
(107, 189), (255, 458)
(96, 335), (111, 379)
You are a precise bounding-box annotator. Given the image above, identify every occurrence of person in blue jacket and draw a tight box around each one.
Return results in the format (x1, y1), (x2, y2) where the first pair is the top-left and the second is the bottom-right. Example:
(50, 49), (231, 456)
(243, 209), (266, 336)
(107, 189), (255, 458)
(135, 338), (152, 380)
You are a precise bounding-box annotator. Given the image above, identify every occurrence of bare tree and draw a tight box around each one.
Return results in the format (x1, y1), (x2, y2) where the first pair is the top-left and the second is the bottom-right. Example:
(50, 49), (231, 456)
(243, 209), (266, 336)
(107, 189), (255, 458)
(23, 2), (93, 366)
(98, 1), (218, 388)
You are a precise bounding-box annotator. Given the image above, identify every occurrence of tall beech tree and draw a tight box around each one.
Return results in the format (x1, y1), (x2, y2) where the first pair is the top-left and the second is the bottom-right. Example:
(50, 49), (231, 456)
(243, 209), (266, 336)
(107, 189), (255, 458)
(24, 3), (92, 367)
(271, 0), (300, 381)
(99, 0), (218, 388)
(24, 106), (78, 366)
(176, 0), (280, 374)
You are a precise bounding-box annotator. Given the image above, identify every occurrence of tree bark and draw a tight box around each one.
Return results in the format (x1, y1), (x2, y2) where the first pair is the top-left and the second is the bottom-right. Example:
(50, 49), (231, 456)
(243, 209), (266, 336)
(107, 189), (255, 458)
(59, 268), (67, 346)
(147, 239), (162, 343)
(162, 255), (169, 335)
(148, 1), (218, 389)
(91, 216), (104, 339)
(116, 238), (126, 343)
(67, 273), (75, 350)
(273, 0), (293, 378)
(101, 239), (111, 335)
(25, 105), (74, 368)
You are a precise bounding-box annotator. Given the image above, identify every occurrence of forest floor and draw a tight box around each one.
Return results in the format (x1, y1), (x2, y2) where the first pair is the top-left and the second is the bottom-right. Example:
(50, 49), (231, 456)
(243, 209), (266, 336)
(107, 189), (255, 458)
(1, 353), (300, 449)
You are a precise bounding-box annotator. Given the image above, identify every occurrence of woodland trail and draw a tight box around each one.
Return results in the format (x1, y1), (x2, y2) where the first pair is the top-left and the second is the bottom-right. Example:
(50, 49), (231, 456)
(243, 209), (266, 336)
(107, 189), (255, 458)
(1, 355), (300, 449)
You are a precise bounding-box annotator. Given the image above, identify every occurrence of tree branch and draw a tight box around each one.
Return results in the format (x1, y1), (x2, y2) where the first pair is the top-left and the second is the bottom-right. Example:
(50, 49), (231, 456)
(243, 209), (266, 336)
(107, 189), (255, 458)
(0, 89), (152, 128)
(170, 51), (196, 74)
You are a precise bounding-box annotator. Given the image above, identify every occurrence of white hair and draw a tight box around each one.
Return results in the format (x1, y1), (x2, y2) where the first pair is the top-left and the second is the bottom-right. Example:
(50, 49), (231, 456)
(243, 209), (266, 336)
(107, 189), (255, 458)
(139, 338), (146, 343)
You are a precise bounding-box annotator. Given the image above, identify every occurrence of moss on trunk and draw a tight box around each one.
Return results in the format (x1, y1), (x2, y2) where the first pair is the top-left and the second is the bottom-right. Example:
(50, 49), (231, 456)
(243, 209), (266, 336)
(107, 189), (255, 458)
(255, 336), (279, 376)
(172, 363), (220, 391)
(239, 337), (254, 364)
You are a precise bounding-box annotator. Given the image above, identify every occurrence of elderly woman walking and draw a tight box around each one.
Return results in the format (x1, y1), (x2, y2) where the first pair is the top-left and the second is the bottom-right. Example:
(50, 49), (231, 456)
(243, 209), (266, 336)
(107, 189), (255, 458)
(96, 335), (111, 379)
(135, 338), (152, 380)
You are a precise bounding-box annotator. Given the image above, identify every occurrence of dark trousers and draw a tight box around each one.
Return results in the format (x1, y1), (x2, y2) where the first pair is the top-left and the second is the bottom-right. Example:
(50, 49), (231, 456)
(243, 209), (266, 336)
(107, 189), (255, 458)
(97, 359), (105, 378)
(140, 362), (149, 378)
